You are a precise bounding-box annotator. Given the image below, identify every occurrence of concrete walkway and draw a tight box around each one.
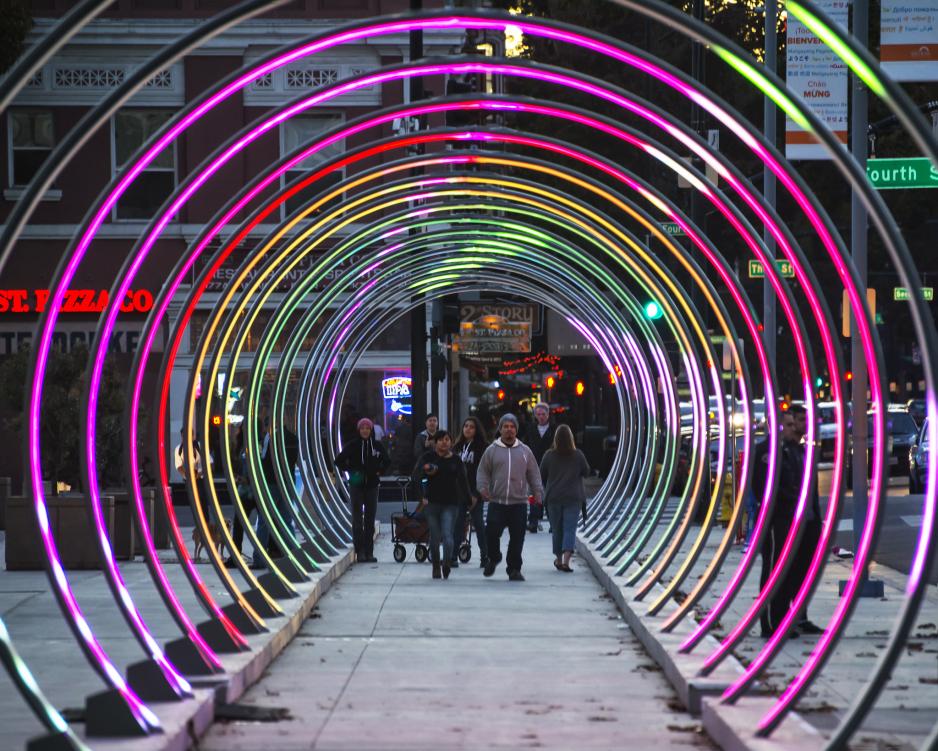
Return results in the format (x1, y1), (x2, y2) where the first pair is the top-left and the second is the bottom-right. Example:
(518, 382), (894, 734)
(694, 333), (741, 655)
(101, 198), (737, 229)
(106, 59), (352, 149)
(201, 530), (716, 750)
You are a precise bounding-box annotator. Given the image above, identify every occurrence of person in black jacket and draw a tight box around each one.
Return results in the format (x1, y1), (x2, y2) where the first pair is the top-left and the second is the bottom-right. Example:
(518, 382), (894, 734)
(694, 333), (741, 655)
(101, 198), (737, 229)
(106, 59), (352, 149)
(335, 417), (390, 563)
(453, 416), (490, 567)
(523, 402), (555, 533)
(413, 430), (471, 580)
(758, 406), (824, 638)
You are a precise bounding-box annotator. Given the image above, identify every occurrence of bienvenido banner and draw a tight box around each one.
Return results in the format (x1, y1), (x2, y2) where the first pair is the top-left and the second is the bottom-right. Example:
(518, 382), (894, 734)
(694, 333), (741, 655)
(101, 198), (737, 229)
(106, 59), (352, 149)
(881, 1), (938, 82)
(785, 0), (849, 160)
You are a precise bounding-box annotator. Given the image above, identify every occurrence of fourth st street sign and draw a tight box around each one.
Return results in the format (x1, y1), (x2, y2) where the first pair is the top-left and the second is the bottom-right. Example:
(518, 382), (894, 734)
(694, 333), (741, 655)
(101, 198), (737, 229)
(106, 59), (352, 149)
(866, 157), (938, 190)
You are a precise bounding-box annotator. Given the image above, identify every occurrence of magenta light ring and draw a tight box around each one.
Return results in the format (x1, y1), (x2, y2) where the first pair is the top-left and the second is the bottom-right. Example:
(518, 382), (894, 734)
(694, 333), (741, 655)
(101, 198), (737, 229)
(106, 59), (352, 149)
(55, 35), (860, 722)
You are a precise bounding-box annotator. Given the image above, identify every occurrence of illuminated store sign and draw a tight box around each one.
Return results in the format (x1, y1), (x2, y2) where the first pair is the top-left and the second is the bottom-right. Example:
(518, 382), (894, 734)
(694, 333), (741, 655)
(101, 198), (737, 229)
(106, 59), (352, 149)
(382, 376), (412, 415)
(0, 289), (154, 314)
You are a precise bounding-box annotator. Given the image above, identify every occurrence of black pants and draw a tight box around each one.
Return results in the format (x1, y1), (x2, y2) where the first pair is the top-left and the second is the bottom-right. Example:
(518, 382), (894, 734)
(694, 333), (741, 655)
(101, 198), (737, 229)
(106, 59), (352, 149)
(760, 513), (821, 633)
(451, 501), (468, 562)
(469, 500), (489, 562)
(231, 487), (258, 554)
(486, 502), (527, 573)
(350, 485), (379, 558)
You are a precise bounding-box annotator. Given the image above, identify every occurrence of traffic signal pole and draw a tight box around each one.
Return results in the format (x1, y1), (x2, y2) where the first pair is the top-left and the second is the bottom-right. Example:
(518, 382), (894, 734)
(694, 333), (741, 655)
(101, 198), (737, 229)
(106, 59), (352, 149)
(848, 0), (883, 597)
(763, 0), (777, 376)
(409, 0), (428, 427)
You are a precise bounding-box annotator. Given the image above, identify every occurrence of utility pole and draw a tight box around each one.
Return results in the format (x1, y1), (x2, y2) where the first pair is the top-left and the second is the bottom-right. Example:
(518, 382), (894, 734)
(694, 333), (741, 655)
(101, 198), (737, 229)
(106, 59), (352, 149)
(409, 0), (428, 427)
(763, 0), (777, 377)
(690, 0), (706, 327)
(848, 0), (884, 597)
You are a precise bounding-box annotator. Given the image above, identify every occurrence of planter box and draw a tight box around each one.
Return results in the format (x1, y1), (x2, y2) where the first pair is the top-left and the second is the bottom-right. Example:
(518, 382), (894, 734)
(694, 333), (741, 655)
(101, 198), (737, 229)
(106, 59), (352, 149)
(5, 493), (114, 570)
(106, 489), (135, 561)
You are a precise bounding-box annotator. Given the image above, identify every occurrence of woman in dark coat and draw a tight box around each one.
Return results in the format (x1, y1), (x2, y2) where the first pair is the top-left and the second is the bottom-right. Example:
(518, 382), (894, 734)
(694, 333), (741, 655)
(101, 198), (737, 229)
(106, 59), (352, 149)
(334, 418), (389, 563)
(453, 416), (490, 567)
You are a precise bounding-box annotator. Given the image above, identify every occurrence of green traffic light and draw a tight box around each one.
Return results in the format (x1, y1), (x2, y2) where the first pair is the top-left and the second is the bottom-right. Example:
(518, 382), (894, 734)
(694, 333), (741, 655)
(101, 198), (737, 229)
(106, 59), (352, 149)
(644, 301), (663, 320)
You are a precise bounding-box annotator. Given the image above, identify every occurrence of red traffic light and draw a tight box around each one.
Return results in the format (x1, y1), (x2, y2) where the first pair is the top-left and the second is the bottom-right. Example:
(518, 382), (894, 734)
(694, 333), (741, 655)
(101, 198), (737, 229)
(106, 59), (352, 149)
(845, 371), (853, 381)
(497, 389), (505, 401)
(546, 375), (555, 389)
(211, 415), (222, 426)
(575, 380), (585, 396)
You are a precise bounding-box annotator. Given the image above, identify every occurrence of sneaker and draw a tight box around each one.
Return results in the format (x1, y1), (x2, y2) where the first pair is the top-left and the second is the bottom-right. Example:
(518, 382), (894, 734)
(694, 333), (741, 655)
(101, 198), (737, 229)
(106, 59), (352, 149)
(479, 557), (488, 568)
(507, 569), (525, 582)
(799, 620), (824, 635)
(224, 556), (239, 569)
(483, 560), (497, 577)
(442, 563), (451, 580)
(432, 562), (442, 579)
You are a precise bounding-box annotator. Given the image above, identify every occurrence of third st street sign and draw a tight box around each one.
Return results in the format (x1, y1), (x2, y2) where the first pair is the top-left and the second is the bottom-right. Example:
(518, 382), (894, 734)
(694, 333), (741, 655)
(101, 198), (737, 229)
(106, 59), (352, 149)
(748, 259), (795, 278)
(866, 157), (938, 190)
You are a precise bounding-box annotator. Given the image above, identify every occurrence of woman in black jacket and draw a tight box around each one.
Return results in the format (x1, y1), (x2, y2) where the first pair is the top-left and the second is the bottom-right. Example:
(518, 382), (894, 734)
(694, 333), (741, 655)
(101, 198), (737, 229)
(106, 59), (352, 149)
(335, 418), (389, 563)
(453, 416), (490, 567)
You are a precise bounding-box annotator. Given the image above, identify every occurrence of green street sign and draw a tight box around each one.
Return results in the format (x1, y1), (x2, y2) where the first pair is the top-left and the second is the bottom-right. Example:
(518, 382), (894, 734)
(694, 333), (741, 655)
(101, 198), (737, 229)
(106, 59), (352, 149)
(893, 286), (934, 301)
(659, 222), (685, 237)
(748, 259), (795, 278)
(867, 157), (938, 190)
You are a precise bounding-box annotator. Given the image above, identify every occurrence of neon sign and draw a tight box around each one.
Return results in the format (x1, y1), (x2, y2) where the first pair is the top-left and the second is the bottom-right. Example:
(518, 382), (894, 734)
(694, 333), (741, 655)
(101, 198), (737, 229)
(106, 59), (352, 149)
(0, 289), (154, 314)
(382, 376), (412, 399)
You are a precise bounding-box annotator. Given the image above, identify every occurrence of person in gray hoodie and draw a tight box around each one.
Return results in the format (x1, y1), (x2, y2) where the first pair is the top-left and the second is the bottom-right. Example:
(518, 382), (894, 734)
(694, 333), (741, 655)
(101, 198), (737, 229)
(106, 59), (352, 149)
(477, 413), (544, 581)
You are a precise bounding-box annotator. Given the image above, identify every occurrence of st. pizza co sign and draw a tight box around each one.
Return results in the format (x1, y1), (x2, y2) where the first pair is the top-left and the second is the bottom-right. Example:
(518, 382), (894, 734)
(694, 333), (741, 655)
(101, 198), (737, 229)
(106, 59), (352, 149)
(0, 289), (154, 314)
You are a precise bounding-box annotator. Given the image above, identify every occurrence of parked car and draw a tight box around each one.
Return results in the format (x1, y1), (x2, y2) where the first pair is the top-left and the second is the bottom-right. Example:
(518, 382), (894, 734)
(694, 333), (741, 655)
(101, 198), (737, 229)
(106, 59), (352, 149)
(887, 410), (920, 473)
(817, 401), (848, 460)
(845, 412), (896, 488)
(906, 398), (927, 427)
(909, 418), (930, 494)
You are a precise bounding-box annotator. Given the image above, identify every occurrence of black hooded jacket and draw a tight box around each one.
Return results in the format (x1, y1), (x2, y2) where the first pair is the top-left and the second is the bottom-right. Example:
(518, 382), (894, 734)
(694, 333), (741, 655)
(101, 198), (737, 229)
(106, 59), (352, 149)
(335, 436), (390, 489)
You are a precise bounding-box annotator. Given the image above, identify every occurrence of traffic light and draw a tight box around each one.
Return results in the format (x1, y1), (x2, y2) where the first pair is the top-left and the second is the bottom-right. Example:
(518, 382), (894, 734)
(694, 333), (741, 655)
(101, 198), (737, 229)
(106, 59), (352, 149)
(815, 376), (823, 389)
(211, 414), (222, 426)
(497, 389), (505, 401)
(575, 380), (585, 396)
(644, 301), (663, 320)
(845, 371), (853, 381)
(546, 375), (556, 389)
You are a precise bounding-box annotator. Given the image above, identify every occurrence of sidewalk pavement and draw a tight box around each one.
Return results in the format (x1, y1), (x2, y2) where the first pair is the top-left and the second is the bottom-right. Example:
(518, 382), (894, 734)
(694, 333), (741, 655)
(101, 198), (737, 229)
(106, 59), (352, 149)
(0, 528), (353, 751)
(578, 512), (938, 751)
(200, 529), (717, 750)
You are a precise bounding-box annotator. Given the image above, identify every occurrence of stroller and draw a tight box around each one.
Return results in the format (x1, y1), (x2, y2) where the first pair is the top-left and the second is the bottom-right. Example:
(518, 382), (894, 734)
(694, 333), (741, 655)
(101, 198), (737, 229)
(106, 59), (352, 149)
(389, 475), (473, 564)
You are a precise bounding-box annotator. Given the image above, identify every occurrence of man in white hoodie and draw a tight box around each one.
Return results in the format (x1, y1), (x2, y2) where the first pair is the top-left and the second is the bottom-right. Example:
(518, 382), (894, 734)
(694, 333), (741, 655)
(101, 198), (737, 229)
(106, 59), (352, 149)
(477, 413), (544, 581)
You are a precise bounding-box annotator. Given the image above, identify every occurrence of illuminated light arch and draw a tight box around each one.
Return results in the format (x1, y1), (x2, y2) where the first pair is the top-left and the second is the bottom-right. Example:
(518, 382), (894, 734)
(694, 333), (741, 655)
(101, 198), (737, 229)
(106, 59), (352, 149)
(1, 5), (933, 745)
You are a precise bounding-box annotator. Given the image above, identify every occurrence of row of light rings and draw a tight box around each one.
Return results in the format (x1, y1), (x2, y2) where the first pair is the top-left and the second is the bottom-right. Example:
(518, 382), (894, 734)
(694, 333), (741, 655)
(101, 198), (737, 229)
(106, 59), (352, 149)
(0, 4), (933, 750)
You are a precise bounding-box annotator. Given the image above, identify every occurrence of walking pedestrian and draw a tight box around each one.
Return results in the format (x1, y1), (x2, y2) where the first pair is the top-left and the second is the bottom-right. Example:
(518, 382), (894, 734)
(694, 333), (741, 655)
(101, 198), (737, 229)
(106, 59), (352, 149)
(477, 413), (543, 581)
(540, 424), (589, 573)
(335, 417), (390, 563)
(453, 416), (490, 568)
(413, 413), (440, 460)
(414, 430), (471, 580)
(226, 420), (258, 568)
(524, 402), (555, 533)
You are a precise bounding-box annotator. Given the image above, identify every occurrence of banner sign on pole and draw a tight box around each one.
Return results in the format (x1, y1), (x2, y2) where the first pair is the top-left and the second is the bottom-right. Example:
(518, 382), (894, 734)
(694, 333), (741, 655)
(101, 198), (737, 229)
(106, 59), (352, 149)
(881, 2), (938, 82)
(785, 0), (849, 160)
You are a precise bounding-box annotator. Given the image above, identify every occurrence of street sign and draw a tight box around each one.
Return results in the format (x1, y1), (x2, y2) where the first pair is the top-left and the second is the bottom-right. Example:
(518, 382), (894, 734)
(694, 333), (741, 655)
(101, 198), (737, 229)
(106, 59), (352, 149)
(659, 222), (685, 237)
(866, 157), (938, 190)
(748, 259), (795, 278)
(893, 286), (935, 301)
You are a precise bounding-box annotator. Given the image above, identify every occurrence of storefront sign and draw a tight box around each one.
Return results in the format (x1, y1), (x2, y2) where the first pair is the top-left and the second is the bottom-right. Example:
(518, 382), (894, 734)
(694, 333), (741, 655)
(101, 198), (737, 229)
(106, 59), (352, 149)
(0, 289), (153, 314)
(785, 0), (849, 160)
(457, 304), (534, 355)
(0, 322), (149, 356)
(881, 1), (938, 81)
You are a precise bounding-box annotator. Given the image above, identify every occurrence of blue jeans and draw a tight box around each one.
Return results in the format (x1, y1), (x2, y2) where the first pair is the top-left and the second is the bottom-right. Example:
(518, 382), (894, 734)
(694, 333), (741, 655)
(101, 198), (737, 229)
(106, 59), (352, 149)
(548, 503), (580, 557)
(424, 504), (457, 565)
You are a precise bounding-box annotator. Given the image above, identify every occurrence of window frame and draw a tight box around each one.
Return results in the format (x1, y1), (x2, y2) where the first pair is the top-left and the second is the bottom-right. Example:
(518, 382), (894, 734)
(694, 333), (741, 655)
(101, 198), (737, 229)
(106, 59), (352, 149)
(7, 108), (55, 189)
(278, 111), (346, 222)
(110, 107), (178, 222)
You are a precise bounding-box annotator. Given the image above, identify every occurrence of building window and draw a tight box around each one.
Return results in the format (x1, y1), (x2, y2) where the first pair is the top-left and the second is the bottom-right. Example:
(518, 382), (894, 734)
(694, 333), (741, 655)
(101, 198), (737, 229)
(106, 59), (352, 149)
(280, 114), (344, 219)
(112, 109), (176, 220)
(9, 110), (53, 186)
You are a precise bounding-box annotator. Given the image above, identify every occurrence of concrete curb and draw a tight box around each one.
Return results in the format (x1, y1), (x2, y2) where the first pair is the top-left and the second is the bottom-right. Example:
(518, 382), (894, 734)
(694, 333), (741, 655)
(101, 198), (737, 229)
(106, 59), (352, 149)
(576, 536), (824, 751)
(86, 543), (355, 751)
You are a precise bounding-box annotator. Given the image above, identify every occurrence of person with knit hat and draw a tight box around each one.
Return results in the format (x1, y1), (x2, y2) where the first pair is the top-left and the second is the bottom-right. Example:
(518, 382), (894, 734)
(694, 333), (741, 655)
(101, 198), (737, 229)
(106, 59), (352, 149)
(476, 413), (543, 581)
(335, 417), (389, 563)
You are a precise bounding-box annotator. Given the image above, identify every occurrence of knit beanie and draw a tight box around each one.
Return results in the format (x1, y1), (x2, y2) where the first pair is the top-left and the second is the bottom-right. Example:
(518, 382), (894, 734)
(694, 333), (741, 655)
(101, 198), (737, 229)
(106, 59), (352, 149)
(497, 413), (518, 430)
